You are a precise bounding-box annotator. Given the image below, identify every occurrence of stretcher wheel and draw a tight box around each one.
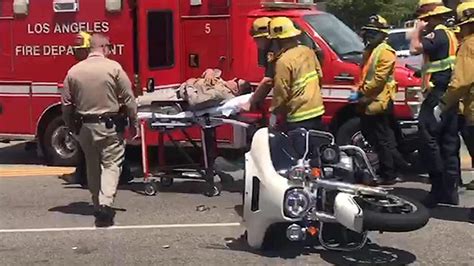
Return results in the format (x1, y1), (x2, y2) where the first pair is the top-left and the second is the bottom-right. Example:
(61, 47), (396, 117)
(205, 185), (221, 197)
(160, 177), (174, 187)
(144, 182), (158, 196)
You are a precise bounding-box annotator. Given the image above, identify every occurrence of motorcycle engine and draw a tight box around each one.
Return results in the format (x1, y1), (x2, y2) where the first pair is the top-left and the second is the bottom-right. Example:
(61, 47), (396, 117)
(322, 151), (356, 183)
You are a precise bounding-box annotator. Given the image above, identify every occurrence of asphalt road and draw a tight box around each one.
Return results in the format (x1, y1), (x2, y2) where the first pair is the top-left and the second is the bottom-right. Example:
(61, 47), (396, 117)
(0, 141), (473, 265)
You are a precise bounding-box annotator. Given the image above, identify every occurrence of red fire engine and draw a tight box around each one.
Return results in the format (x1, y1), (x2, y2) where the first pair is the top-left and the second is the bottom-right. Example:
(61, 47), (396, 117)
(0, 0), (422, 166)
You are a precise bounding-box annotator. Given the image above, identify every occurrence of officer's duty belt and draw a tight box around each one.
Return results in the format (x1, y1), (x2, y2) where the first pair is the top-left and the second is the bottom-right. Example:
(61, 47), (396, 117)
(79, 113), (119, 123)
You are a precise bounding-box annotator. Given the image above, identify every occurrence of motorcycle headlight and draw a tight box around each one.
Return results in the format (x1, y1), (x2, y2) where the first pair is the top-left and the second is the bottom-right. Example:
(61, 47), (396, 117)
(320, 145), (340, 164)
(284, 188), (311, 218)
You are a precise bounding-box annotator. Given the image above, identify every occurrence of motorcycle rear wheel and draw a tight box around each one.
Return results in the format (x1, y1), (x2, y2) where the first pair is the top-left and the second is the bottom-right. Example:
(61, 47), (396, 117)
(356, 194), (429, 232)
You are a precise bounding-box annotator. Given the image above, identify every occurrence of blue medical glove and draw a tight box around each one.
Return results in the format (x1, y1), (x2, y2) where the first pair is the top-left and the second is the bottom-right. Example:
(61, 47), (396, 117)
(348, 91), (362, 102)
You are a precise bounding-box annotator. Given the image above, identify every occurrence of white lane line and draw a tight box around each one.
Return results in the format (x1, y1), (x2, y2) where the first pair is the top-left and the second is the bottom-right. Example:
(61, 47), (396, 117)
(0, 222), (242, 233)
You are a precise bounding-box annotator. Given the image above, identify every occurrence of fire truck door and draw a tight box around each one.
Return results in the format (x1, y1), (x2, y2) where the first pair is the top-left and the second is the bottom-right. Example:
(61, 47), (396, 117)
(137, 1), (182, 87)
(183, 19), (230, 79)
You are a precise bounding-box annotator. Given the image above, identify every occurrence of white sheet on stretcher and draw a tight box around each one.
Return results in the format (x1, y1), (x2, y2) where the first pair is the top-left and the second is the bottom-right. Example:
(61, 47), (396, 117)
(137, 93), (253, 120)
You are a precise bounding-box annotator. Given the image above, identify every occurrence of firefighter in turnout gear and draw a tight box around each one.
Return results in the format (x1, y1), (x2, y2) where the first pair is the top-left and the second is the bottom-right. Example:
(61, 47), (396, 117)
(355, 15), (404, 185)
(268, 17), (325, 131)
(410, 0), (461, 208)
(434, 2), (474, 198)
(241, 17), (275, 111)
(61, 33), (138, 227)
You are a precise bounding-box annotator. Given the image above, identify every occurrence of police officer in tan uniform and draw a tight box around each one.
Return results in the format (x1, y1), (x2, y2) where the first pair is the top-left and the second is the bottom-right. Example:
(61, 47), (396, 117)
(61, 33), (138, 227)
(60, 31), (91, 186)
(61, 31), (134, 187)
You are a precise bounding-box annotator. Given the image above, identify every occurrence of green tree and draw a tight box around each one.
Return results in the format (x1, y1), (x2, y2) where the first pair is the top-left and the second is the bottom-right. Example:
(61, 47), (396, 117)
(380, 0), (419, 27)
(327, 0), (418, 30)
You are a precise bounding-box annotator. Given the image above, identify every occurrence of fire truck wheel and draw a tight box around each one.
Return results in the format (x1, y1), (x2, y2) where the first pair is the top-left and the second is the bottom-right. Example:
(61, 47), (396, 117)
(42, 116), (79, 166)
(336, 118), (380, 171)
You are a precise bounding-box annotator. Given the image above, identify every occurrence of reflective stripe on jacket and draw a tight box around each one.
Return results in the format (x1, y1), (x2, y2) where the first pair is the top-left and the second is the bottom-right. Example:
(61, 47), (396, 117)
(359, 41), (397, 115)
(441, 34), (474, 125)
(271, 45), (325, 123)
(421, 25), (458, 91)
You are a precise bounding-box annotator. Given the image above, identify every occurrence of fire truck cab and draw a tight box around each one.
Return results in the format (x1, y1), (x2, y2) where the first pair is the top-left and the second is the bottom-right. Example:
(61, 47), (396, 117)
(0, 0), (422, 166)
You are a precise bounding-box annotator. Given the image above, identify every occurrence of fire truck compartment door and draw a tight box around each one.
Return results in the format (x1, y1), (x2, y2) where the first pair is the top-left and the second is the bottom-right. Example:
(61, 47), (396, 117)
(0, 16), (33, 134)
(0, 15), (12, 74)
(180, 18), (233, 144)
(183, 19), (230, 80)
(0, 82), (33, 134)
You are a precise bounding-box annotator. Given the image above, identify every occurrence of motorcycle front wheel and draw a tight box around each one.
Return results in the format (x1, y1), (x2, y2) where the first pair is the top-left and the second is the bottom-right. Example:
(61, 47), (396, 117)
(355, 194), (429, 232)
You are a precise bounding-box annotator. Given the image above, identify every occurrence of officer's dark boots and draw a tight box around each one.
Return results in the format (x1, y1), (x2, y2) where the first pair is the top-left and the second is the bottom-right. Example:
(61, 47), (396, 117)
(94, 205), (115, 227)
(421, 178), (443, 208)
(469, 208), (474, 224)
(438, 176), (460, 206)
(422, 175), (460, 208)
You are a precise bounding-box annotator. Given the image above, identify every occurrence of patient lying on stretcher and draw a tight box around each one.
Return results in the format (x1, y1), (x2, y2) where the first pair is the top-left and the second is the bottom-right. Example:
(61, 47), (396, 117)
(139, 68), (252, 111)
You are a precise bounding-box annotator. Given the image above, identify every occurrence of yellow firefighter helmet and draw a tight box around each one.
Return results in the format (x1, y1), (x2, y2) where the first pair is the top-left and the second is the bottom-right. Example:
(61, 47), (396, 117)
(251, 17), (272, 38)
(361, 15), (390, 34)
(457, 1), (474, 26)
(268, 17), (302, 39)
(417, 0), (452, 19)
(73, 31), (92, 49)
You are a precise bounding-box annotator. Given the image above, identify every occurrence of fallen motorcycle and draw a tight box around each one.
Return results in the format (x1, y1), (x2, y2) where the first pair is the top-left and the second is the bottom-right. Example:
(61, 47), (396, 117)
(242, 127), (429, 251)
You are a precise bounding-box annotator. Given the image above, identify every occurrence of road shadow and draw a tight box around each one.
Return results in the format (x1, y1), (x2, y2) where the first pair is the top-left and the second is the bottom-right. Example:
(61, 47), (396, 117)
(129, 177), (244, 196)
(391, 187), (474, 224)
(61, 175), (244, 198)
(0, 142), (44, 165)
(234, 204), (243, 217)
(48, 202), (95, 216)
(48, 201), (126, 216)
(318, 243), (417, 265)
(430, 205), (474, 223)
(207, 233), (417, 265)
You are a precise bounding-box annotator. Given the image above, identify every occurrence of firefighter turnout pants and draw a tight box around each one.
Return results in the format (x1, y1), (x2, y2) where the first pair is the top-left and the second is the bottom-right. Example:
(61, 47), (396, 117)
(286, 116), (325, 132)
(460, 116), (474, 168)
(78, 123), (125, 208)
(463, 126), (474, 168)
(418, 92), (460, 198)
(361, 107), (398, 181)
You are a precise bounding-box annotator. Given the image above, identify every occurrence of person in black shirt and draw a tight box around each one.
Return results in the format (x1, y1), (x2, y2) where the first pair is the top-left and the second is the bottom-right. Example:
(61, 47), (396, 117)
(410, 1), (461, 208)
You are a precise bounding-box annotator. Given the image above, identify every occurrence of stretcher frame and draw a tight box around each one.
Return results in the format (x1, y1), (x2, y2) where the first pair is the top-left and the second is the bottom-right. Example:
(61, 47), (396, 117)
(139, 108), (251, 197)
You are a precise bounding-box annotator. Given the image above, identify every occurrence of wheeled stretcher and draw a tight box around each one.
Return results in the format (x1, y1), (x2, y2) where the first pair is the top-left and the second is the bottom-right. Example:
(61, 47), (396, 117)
(137, 94), (253, 197)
